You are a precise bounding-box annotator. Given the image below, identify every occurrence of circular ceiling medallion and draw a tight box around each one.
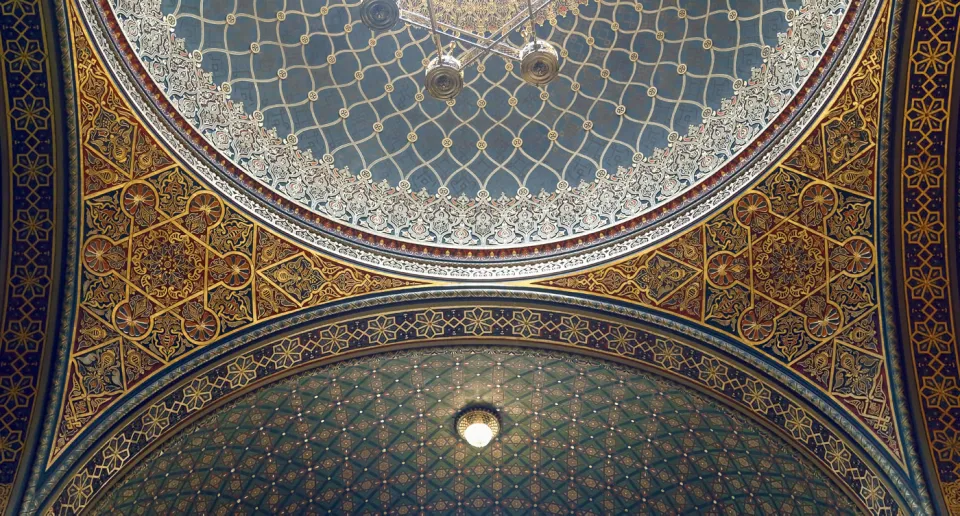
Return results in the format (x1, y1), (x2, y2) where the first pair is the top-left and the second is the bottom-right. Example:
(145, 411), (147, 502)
(88, 0), (876, 277)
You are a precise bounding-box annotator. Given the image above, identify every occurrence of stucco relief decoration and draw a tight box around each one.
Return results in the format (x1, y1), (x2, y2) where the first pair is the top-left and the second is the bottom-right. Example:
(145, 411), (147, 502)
(43, 0), (905, 476)
(897, 0), (960, 510)
(4, 0), (955, 513)
(47, 308), (903, 514)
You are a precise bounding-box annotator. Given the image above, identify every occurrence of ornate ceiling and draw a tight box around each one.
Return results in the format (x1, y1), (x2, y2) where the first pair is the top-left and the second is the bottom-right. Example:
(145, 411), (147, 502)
(159, 0), (790, 201)
(103, 0), (858, 275)
(97, 348), (860, 514)
(1, 0), (959, 514)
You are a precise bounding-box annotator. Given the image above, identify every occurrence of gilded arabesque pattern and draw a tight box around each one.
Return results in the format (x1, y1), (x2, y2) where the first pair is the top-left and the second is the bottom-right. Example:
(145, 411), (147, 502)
(0, 0), (57, 509)
(52, 0), (910, 473)
(49, 5), (425, 464)
(112, 0), (852, 249)
(535, 2), (904, 461)
(898, 0), (960, 511)
(1, 0), (954, 512)
(46, 306), (900, 514)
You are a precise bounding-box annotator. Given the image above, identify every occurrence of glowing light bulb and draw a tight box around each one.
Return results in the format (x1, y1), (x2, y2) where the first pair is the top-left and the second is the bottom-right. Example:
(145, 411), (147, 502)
(456, 408), (499, 448)
(463, 422), (494, 448)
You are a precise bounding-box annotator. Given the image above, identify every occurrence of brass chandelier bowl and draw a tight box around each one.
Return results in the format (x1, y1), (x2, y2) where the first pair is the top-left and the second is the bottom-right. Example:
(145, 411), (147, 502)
(519, 39), (560, 86)
(424, 54), (464, 100)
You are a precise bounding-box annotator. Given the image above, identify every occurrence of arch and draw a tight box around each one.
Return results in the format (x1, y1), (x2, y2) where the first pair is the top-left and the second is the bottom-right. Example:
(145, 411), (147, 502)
(40, 297), (911, 514)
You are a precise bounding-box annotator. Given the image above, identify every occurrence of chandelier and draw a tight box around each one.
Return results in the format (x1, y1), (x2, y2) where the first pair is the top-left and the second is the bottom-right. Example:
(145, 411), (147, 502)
(360, 0), (561, 99)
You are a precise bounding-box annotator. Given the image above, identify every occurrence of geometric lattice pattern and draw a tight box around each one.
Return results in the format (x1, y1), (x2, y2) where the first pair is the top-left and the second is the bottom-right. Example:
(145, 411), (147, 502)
(165, 0), (792, 197)
(47, 306), (901, 514)
(49, 0), (907, 483)
(97, 349), (859, 514)
(898, 0), (960, 511)
(51, 5), (425, 464)
(536, 2), (903, 461)
(7, 0), (959, 513)
(0, 0), (56, 508)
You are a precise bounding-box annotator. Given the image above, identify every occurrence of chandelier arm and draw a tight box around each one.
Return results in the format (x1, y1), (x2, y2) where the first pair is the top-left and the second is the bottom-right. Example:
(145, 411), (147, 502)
(457, 32), (515, 67)
(399, 0), (554, 67)
(424, 0), (445, 57)
(525, 0), (537, 43)
(460, 0), (553, 65)
(400, 14), (519, 61)
(457, 44), (515, 63)
(458, 34), (517, 66)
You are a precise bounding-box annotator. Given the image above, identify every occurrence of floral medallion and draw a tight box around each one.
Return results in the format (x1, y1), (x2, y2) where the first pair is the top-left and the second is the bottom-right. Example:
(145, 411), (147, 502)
(129, 225), (206, 305)
(752, 224), (827, 306)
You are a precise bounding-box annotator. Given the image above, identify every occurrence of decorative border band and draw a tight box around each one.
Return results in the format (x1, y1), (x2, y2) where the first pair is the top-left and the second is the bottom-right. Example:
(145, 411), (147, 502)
(896, 0), (960, 512)
(0, 0), (60, 510)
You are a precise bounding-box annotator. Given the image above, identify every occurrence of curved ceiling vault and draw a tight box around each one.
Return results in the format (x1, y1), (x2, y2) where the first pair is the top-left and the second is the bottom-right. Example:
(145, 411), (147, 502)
(0, 0), (959, 514)
(97, 348), (861, 514)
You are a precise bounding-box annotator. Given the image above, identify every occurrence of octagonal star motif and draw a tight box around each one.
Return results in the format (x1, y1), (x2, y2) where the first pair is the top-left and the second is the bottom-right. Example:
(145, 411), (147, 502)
(752, 223), (827, 306)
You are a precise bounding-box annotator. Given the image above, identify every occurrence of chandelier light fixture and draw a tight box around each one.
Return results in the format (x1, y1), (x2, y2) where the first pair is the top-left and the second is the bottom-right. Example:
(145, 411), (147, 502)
(360, 0), (561, 99)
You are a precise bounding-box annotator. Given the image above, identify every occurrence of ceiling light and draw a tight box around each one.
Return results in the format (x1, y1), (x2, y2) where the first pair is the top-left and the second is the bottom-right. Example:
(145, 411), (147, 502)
(360, 0), (401, 32)
(425, 55), (464, 100)
(456, 408), (500, 448)
(360, 0), (561, 99)
(520, 39), (559, 85)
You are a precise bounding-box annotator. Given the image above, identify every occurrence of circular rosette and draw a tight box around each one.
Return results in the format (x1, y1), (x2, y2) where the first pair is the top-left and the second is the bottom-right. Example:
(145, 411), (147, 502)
(184, 193), (224, 234)
(706, 252), (748, 287)
(122, 182), (159, 227)
(739, 308), (774, 343)
(114, 295), (154, 339)
(209, 253), (252, 288)
(797, 183), (837, 227)
(735, 193), (774, 232)
(830, 238), (874, 276)
(181, 301), (220, 343)
(83, 237), (124, 274)
(805, 302), (842, 339)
